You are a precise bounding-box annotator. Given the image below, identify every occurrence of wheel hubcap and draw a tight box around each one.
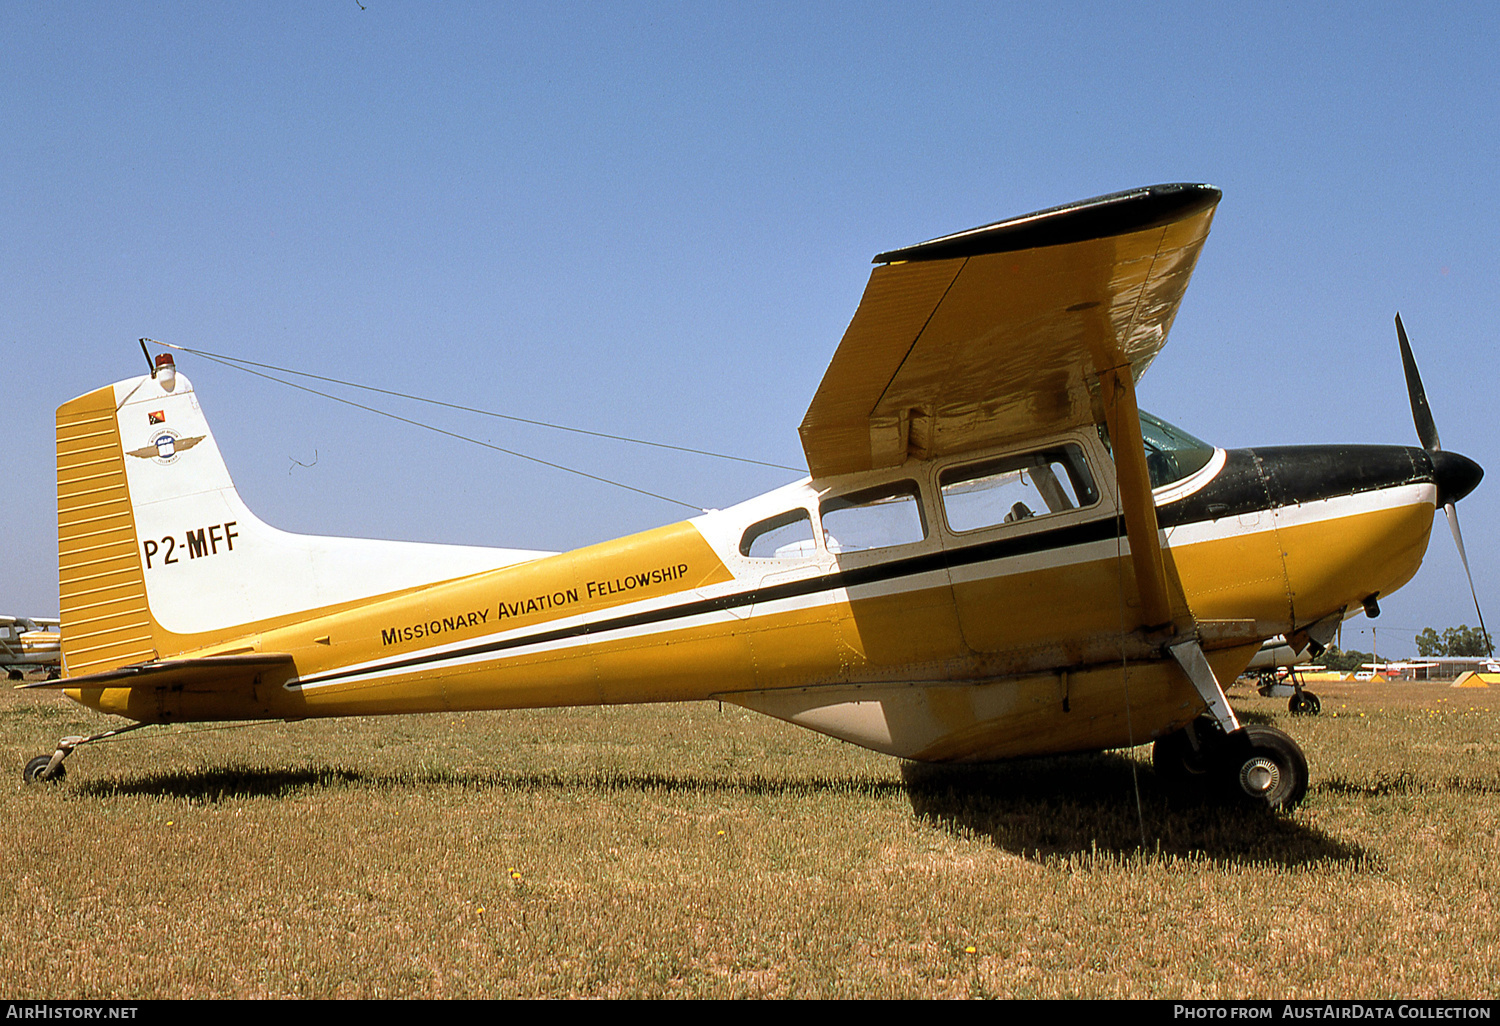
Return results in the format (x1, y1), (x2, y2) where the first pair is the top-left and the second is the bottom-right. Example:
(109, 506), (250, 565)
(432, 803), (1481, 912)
(1240, 756), (1281, 796)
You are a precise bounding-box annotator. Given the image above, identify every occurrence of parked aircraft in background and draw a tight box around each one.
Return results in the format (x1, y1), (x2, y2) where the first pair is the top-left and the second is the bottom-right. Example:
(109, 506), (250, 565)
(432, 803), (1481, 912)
(2, 616), (61, 680)
(1244, 635), (1324, 714)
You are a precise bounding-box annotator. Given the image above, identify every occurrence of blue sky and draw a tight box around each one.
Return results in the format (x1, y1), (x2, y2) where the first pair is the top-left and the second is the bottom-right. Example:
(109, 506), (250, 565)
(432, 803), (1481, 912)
(3, 3), (1497, 658)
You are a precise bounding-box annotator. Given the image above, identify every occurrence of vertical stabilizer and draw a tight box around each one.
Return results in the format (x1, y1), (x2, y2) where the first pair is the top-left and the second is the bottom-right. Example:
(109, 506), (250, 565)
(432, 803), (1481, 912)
(56, 358), (551, 676)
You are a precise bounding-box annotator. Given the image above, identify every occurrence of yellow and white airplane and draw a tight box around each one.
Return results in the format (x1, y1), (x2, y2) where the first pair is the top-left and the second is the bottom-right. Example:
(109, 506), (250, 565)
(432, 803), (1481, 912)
(22, 183), (1484, 809)
(2, 616), (62, 680)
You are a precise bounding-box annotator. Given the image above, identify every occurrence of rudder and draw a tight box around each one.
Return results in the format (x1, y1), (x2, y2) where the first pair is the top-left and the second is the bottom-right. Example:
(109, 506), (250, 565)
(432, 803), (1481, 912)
(56, 381), (157, 676)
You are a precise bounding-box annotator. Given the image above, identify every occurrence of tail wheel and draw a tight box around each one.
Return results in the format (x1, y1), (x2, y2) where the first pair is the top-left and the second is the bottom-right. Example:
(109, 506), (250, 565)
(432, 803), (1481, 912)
(1224, 725), (1307, 810)
(23, 755), (65, 784)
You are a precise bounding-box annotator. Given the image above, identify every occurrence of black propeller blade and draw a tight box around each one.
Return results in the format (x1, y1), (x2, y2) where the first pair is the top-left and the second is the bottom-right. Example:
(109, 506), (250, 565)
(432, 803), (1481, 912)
(1397, 314), (1441, 452)
(1396, 313), (1492, 656)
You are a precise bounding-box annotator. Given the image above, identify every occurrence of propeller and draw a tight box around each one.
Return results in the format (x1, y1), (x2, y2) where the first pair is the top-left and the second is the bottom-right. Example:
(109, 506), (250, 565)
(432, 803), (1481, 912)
(1396, 313), (1492, 656)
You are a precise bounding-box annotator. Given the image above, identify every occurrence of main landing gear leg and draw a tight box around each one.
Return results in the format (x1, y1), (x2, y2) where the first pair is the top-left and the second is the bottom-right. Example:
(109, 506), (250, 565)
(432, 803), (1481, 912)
(1166, 638), (1240, 736)
(23, 722), (149, 783)
(1160, 639), (1310, 810)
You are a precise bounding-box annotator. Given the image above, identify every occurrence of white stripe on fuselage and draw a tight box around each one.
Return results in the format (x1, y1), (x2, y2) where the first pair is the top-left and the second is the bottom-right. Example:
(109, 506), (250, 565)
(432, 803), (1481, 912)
(289, 481), (1436, 692)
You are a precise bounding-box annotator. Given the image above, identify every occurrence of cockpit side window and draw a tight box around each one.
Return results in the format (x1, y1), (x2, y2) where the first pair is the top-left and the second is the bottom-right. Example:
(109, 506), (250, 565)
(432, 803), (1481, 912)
(820, 481), (926, 554)
(740, 508), (818, 559)
(939, 445), (1098, 533)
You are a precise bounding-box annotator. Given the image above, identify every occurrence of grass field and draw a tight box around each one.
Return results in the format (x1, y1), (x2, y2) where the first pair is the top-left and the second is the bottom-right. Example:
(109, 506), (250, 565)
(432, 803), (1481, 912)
(3, 679), (1497, 999)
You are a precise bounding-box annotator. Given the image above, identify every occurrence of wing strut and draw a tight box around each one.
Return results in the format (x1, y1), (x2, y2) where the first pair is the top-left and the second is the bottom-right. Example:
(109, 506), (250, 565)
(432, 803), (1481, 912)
(1100, 361), (1242, 735)
(1099, 365), (1173, 633)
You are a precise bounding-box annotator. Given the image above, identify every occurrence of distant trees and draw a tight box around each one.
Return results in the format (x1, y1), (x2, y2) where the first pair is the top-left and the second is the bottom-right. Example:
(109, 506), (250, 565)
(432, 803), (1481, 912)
(1415, 624), (1494, 657)
(1317, 646), (1373, 672)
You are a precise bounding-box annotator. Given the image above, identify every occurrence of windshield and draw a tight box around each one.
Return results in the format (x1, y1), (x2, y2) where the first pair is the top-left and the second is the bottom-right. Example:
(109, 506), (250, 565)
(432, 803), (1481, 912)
(1139, 411), (1215, 488)
(1098, 410), (1217, 489)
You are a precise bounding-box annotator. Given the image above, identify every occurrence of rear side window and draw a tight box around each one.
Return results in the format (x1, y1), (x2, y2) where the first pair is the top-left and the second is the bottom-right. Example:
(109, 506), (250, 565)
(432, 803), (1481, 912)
(939, 445), (1098, 533)
(740, 509), (817, 559)
(821, 482), (926, 554)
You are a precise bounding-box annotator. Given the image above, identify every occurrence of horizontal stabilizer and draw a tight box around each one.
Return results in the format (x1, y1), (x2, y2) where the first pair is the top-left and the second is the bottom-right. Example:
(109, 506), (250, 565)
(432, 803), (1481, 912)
(18, 652), (295, 690)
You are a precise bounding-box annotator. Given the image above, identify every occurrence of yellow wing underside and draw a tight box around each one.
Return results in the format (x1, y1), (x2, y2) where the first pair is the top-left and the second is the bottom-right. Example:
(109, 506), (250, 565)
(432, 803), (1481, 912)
(799, 184), (1222, 478)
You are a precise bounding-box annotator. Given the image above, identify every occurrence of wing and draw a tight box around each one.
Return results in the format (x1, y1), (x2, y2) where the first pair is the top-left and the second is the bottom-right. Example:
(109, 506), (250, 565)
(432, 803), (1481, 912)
(799, 183), (1221, 478)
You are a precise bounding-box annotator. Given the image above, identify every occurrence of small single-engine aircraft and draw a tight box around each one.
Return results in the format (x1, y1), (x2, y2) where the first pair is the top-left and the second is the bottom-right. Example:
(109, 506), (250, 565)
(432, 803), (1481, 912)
(1243, 635), (1324, 715)
(2, 616), (62, 680)
(22, 183), (1485, 810)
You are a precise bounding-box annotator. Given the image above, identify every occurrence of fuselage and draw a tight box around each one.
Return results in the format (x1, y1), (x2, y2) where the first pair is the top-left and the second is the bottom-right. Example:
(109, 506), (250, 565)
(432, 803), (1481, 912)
(69, 420), (1467, 763)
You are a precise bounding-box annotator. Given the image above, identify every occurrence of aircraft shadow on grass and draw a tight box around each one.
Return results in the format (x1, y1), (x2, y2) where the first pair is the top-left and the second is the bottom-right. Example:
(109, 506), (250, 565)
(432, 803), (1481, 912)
(73, 747), (1365, 866)
(900, 754), (1366, 865)
(74, 763), (912, 803)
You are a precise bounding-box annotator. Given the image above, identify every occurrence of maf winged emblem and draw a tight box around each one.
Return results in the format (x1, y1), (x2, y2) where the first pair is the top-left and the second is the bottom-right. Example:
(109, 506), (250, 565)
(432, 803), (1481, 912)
(126, 432), (206, 463)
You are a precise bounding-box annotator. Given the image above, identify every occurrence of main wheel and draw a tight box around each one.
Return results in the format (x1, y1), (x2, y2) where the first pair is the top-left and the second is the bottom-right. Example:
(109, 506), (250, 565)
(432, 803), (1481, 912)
(23, 755), (64, 784)
(1223, 725), (1307, 810)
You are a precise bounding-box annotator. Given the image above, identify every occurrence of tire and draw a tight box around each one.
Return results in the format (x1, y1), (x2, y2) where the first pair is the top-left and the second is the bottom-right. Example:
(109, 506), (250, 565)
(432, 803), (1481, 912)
(1224, 725), (1307, 810)
(23, 755), (64, 784)
(1290, 691), (1321, 715)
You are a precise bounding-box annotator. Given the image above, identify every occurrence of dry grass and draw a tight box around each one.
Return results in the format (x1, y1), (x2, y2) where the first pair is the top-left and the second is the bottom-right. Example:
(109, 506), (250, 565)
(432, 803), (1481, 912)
(2, 680), (1497, 998)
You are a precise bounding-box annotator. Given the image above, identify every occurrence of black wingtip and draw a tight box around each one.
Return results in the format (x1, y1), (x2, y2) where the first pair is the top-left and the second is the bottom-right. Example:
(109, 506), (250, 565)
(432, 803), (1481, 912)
(873, 183), (1222, 265)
